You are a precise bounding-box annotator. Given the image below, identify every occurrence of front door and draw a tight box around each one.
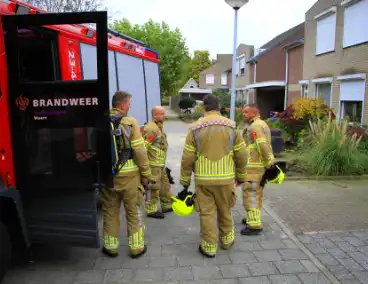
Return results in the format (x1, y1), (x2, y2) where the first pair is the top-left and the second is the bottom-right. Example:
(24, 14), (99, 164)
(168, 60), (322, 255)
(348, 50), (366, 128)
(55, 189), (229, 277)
(2, 11), (111, 248)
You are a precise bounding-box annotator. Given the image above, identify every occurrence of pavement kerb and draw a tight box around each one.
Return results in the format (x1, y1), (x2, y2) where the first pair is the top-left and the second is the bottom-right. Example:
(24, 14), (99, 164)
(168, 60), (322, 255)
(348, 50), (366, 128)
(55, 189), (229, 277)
(285, 175), (368, 181)
(263, 203), (342, 284)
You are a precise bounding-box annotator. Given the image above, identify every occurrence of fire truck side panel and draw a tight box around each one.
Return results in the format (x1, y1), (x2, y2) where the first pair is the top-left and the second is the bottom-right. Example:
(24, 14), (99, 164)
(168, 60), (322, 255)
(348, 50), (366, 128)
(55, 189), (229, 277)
(0, 18), (16, 189)
(58, 35), (83, 81)
(143, 60), (161, 121)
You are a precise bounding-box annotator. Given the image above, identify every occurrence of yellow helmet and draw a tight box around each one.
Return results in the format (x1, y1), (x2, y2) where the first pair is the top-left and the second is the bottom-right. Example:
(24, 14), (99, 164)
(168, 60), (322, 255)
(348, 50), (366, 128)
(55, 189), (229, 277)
(268, 165), (285, 184)
(170, 195), (195, 217)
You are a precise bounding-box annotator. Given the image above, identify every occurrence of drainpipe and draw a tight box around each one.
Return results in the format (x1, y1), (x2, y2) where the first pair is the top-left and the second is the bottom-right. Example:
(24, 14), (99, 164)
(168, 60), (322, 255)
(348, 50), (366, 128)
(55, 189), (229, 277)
(284, 51), (289, 110)
(253, 62), (257, 104)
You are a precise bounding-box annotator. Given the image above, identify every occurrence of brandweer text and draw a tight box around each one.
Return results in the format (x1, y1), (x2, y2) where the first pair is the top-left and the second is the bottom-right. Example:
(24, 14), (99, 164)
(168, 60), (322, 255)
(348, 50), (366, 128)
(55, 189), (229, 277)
(32, 97), (99, 107)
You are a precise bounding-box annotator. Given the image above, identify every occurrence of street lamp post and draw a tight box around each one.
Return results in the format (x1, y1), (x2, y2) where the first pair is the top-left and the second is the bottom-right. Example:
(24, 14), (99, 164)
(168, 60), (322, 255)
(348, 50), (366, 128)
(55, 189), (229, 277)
(225, 0), (249, 121)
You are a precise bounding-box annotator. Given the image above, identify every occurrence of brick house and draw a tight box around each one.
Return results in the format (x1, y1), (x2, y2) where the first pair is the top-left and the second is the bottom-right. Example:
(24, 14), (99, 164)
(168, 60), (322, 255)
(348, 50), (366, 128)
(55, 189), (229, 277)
(246, 23), (305, 118)
(302, 0), (368, 124)
(284, 38), (305, 106)
(198, 54), (232, 91)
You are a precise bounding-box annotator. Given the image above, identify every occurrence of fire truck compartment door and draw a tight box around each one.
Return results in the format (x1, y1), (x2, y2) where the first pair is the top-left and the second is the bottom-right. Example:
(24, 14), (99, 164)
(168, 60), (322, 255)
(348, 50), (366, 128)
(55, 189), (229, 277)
(2, 12), (111, 248)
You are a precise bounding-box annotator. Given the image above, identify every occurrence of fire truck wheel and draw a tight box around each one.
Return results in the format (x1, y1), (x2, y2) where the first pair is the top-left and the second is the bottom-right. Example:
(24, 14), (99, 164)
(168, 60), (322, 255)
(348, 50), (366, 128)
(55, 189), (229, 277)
(0, 221), (11, 282)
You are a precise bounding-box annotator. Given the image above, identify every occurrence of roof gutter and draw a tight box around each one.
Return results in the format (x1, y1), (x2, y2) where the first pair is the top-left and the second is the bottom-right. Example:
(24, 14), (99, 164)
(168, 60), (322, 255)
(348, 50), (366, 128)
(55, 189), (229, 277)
(283, 39), (304, 51)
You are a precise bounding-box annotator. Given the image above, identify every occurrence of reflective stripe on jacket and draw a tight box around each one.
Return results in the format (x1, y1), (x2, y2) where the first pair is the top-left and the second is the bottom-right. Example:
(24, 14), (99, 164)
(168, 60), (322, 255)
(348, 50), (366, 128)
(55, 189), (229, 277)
(180, 111), (248, 186)
(243, 116), (275, 181)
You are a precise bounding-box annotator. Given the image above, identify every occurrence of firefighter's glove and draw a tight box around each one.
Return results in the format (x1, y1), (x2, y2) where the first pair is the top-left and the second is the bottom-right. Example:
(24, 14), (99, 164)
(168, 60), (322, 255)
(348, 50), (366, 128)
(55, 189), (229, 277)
(177, 186), (192, 201)
(185, 193), (196, 207)
(165, 167), (175, 184)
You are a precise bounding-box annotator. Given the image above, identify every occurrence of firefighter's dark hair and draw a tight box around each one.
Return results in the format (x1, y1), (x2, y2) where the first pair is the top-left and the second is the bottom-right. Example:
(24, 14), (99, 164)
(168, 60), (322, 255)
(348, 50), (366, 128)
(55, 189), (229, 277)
(203, 94), (219, 111)
(112, 91), (132, 108)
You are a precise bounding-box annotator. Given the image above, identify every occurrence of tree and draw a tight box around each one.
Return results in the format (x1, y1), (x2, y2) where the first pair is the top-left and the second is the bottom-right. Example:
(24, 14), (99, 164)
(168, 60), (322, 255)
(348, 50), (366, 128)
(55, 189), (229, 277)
(187, 50), (212, 82)
(22, 0), (102, 12)
(111, 18), (190, 97)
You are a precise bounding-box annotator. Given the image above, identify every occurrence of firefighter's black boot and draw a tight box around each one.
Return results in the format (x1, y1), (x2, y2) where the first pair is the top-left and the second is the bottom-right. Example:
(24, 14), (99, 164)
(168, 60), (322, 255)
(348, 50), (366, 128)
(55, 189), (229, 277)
(242, 217), (247, 225)
(131, 245), (147, 259)
(102, 247), (118, 258)
(147, 211), (165, 219)
(240, 226), (263, 236)
(198, 245), (215, 258)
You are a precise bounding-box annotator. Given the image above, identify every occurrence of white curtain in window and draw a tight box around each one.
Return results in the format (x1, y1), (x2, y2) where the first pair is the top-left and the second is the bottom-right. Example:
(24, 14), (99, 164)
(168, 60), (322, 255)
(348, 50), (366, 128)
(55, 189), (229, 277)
(221, 73), (227, 85)
(206, 74), (214, 84)
(240, 57), (246, 69)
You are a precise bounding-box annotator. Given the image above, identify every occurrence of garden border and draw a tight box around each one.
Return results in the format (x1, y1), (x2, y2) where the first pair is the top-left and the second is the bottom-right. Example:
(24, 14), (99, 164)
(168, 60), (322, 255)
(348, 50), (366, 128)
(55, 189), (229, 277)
(285, 175), (368, 181)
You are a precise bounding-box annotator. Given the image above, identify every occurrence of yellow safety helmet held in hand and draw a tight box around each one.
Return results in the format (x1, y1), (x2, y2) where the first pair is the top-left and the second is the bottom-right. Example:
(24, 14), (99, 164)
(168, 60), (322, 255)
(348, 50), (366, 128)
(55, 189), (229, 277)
(260, 162), (286, 187)
(170, 195), (195, 217)
(268, 165), (285, 184)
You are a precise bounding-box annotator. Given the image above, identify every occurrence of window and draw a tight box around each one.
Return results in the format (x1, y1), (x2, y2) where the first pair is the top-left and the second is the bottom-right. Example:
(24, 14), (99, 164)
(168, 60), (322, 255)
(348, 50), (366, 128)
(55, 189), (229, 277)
(206, 74), (215, 85)
(221, 72), (227, 85)
(144, 60), (161, 121)
(339, 79), (365, 123)
(235, 59), (240, 76)
(301, 84), (309, 97)
(340, 101), (363, 123)
(240, 56), (246, 75)
(316, 10), (337, 55)
(115, 52), (147, 125)
(343, 0), (368, 48)
(314, 83), (332, 106)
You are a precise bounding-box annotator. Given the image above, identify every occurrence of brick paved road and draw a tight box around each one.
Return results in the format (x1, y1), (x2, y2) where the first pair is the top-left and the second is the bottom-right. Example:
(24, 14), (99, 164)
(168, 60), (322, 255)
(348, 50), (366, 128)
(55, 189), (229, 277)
(265, 180), (368, 234)
(3, 121), (368, 283)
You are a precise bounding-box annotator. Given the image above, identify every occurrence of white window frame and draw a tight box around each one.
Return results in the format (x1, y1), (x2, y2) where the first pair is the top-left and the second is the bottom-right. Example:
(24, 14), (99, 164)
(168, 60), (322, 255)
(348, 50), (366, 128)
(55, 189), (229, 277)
(337, 74), (366, 124)
(235, 58), (240, 76)
(239, 54), (246, 76)
(221, 72), (227, 85)
(313, 81), (333, 107)
(315, 6), (337, 55)
(342, 0), (368, 48)
(206, 74), (215, 85)
(300, 83), (309, 98)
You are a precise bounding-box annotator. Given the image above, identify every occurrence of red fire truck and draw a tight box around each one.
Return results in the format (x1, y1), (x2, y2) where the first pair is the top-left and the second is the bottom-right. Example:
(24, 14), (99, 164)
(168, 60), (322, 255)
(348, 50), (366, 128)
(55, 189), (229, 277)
(0, 0), (161, 281)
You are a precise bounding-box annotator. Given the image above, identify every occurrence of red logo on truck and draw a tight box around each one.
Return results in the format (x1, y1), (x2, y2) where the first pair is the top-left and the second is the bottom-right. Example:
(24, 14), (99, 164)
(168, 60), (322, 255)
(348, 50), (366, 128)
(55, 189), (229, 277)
(15, 95), (29, 111)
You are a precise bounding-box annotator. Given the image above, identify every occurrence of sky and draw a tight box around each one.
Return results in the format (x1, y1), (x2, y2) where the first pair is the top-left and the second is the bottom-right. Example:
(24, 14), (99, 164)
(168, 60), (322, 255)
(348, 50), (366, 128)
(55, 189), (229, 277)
(104, 0), (317, 59)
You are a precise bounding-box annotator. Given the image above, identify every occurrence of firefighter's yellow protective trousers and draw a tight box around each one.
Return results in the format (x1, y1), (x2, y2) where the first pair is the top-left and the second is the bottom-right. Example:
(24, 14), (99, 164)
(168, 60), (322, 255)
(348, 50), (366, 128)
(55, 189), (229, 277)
(195, 184), (236, 256)
(101, 174), (145, 256)
(145, 166), (172, 214)
(242, 182), (264, 229)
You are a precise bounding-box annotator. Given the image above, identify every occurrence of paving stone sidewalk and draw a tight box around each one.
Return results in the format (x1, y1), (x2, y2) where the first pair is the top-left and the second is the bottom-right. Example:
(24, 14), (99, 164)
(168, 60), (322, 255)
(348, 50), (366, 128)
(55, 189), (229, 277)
(3, 121), (368, 283)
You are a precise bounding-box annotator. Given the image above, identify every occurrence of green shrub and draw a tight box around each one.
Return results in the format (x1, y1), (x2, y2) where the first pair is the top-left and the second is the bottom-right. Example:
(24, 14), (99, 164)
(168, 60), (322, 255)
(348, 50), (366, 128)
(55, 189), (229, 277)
(161, 98), (170, 106)
(179, 112), (203, 122)
(358, 139), (368, 155)
(301, 119), (368, 176)
(178, 98), (195, 110)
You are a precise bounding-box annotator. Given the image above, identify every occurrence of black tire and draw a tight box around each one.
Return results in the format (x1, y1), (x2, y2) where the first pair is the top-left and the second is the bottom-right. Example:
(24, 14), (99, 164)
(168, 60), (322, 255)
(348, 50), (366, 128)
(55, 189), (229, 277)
(184, 109), (191, 114)
(0, 221), (11, 283)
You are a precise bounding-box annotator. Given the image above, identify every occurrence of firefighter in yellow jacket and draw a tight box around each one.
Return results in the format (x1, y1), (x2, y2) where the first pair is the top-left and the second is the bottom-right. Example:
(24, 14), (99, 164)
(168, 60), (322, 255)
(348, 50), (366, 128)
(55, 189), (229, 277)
(241, 104), (275, 235)
(101, 91), (152, 259)
(143, 106), (173, 219)
(180, 95), (248, 257)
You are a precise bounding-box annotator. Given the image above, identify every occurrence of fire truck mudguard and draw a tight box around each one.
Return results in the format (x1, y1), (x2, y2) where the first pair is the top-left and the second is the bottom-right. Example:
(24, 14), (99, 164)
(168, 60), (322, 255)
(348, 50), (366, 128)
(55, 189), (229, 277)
(2, 11), (111, 249)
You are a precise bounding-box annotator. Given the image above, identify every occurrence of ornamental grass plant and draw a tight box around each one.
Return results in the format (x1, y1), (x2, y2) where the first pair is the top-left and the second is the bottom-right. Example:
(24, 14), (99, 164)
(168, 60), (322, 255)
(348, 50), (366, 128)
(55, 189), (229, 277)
(301, 118), (368, 176)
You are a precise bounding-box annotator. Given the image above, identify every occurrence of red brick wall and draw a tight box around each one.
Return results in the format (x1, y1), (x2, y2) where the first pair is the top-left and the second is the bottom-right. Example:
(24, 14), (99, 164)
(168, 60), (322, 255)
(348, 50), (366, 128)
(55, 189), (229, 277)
(288, 45), (304, 85)
(256, 27), (305, 83)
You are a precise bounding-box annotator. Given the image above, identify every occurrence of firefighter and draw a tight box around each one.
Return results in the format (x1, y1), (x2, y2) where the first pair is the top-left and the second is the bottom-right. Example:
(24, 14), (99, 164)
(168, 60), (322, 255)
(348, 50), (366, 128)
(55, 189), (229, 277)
(143, 106), (173, 219)
(241, 104), (275, 235)
(101, 91), (152, 259)
(180, 95), (248, 257)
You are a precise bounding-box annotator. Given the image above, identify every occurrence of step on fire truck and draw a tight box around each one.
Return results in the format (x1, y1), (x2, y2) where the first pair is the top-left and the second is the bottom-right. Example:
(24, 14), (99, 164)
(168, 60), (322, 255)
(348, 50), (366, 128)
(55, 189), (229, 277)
(0, 0), (162, 281)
